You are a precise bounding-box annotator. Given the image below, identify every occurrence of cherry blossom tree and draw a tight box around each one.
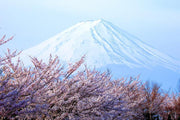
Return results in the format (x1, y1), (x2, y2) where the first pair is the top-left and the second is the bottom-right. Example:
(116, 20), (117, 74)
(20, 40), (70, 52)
(1, 35), (179, 120)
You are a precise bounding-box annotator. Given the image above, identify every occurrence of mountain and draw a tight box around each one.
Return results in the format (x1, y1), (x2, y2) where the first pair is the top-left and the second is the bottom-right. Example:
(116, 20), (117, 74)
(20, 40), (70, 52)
(16, 19), (180, 91)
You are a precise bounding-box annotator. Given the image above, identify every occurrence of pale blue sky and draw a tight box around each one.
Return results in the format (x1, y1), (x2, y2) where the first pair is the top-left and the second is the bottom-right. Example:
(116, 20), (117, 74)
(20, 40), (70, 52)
(0, 0), (180, 59)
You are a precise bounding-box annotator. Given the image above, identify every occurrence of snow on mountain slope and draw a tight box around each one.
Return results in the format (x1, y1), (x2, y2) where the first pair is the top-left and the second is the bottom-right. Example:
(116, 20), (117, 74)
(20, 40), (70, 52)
(17, 19), (180, 73)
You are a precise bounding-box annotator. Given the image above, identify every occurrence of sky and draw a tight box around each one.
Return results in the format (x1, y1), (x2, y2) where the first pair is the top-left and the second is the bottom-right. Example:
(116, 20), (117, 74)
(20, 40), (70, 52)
(0, 0), (180, 59)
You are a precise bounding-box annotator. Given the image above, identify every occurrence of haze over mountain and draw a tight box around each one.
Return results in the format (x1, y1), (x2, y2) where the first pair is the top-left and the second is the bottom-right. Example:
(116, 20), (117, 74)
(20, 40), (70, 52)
(17, 19), (180, 91)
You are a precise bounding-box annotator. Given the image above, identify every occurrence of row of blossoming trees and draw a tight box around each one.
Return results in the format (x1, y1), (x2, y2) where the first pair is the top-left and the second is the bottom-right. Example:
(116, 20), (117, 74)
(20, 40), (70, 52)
(0, 36), (180, 120)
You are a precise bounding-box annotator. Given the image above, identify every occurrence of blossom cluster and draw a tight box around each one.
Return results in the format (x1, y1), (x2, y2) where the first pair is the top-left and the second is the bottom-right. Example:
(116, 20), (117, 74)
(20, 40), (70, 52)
(0, 36), (179, 120)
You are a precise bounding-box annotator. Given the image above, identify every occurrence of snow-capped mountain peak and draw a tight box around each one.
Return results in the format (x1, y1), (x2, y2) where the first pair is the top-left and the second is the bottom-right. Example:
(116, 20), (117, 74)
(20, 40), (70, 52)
(17, 20), (180, 72)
